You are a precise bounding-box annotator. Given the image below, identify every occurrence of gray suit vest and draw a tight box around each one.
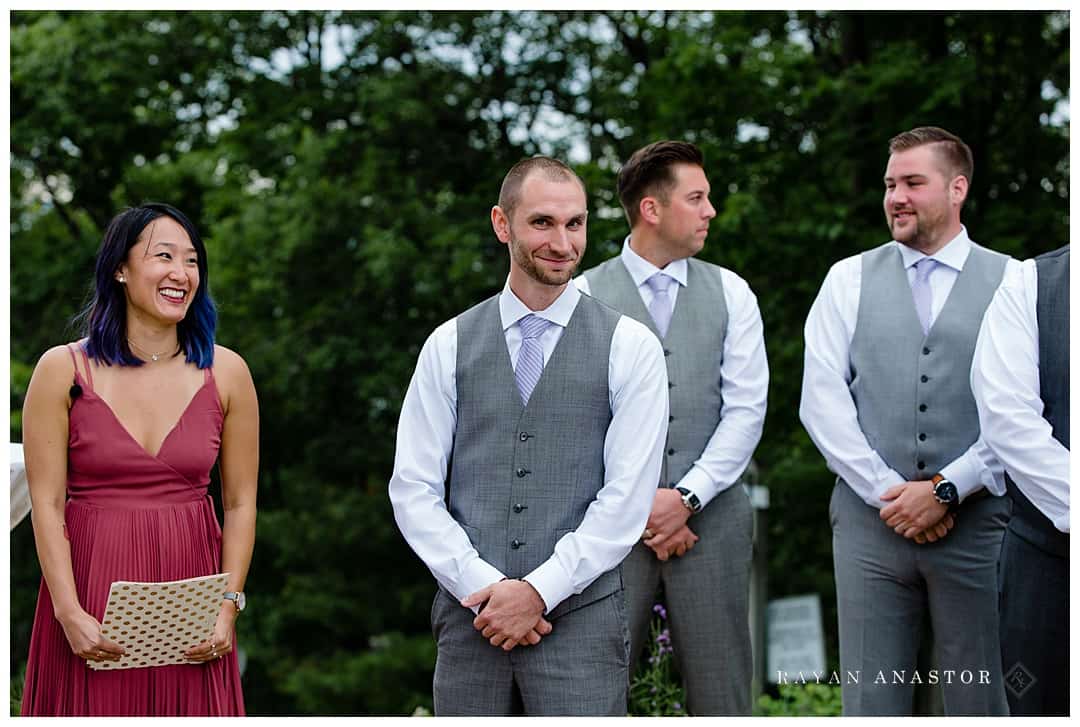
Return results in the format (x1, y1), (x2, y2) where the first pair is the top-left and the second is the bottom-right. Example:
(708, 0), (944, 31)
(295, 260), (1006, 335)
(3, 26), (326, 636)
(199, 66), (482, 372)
(584, 256), (728, 487)
(449, 292), (623, 619)
(849, 242), (1007, 482)
(1036, 245), (1069, 449)
(1006, 245), (1069, 555)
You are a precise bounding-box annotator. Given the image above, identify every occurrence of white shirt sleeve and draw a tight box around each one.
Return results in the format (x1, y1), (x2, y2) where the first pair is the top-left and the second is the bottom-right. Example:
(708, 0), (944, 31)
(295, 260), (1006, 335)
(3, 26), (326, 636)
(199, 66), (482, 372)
(523, 316), (669, 612)
(677, 270), (768, 507)
(932, 259), (1025, 501)
(937, 430), (1004, 502)
(799, 258), (906, 508)
(388, 320), (506, 603)
(972, 259), (1070, 532)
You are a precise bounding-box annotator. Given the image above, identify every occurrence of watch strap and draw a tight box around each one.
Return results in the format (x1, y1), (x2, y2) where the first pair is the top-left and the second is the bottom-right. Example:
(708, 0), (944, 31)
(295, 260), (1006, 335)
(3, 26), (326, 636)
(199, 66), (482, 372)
(674, 486), (702, 513)
(223, 591), (245, 612)
(930, 474), (958, 506)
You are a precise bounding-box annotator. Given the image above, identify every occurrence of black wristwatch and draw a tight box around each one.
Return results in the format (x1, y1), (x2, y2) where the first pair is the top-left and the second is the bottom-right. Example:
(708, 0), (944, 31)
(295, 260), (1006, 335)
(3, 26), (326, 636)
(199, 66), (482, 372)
(674, 486), (703, 514)
(931, 474), (959, 507)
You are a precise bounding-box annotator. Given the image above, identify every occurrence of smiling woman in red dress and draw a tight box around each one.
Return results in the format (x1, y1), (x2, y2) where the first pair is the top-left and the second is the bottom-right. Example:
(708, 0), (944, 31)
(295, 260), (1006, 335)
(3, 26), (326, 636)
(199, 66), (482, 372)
(20, 203), (258, 715)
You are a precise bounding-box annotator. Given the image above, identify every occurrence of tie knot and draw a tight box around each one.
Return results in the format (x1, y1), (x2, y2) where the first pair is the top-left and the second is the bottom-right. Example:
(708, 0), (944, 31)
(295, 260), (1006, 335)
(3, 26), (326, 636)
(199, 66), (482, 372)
(518, 314), (551, 341)
(914, 257), (937, 280)
(646, 273), (673, 295)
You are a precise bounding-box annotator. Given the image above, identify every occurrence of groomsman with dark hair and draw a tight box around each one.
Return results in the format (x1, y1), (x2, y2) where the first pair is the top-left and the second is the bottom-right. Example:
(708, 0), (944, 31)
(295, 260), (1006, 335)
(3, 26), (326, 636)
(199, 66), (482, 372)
(579, 140), (768, 715)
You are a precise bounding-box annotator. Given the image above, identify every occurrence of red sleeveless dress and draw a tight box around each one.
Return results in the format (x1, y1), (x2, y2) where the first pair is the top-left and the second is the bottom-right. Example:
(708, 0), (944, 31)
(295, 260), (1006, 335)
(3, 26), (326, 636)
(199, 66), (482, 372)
(21, 345), (245, 715)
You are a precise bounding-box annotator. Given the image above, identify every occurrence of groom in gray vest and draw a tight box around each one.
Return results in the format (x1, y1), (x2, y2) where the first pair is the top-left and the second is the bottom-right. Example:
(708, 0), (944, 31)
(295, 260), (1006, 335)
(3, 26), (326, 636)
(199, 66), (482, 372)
(389, 156), (669, 715)
(800, 127), (1013, 715)
(972, 245), (1069, 715)
(579, 141), (768, 715)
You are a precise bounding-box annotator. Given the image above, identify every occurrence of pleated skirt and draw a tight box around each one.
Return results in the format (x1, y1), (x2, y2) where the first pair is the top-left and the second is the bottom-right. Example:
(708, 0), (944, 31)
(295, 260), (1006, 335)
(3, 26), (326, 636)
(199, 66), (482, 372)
(20, 497), (245, 716)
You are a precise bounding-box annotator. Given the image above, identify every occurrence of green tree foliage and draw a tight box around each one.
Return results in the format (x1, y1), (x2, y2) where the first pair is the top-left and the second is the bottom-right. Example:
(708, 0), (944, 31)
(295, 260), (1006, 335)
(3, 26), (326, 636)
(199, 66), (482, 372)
(10, 10), (1068, 714)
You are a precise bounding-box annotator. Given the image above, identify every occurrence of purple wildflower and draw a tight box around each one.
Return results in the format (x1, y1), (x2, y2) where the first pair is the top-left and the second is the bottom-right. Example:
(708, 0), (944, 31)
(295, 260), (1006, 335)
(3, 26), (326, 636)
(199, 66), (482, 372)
(673, 703), (682, 711)
(652, 603), (668, 620)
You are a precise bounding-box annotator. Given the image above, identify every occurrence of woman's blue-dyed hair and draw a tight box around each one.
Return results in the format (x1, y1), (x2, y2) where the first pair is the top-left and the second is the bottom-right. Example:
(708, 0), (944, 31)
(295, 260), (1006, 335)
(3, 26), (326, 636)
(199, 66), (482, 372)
(76, 203), (217, 368)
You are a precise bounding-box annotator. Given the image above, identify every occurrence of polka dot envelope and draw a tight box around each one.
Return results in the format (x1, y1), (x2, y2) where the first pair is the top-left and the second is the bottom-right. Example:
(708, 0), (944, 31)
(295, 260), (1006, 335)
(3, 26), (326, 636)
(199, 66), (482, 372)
(90, 572), (231, 670)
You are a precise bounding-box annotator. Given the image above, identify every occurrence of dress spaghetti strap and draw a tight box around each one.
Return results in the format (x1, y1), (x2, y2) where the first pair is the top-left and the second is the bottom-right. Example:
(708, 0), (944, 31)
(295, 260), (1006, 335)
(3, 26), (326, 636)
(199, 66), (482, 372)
(66, 343), (93, 391)
(65, 344), (79, 374)
(78, 345), (94, 390)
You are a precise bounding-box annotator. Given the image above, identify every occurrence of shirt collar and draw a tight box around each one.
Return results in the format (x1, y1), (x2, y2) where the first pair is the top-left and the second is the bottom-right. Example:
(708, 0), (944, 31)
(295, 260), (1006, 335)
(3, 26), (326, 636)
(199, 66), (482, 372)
(499, 280), (580, 331)
(620, 235), (688, 287)
(896, 226), (971, 273)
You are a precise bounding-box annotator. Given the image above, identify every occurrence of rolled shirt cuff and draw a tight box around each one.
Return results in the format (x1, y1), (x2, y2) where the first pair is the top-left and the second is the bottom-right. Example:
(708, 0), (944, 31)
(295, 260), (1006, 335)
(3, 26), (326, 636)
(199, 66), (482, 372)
(939, 460), (982, 502)
(457, 558), (506, 613)
(868, 466), (908, 508)
(676, 465), (721, 509)
(523, 558), (573, 615)
(1053, 511), (1070, 534)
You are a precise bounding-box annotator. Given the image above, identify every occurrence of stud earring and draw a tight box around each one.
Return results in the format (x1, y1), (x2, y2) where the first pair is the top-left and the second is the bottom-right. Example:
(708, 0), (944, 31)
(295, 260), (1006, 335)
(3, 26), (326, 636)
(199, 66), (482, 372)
(117, 275), (125, 283)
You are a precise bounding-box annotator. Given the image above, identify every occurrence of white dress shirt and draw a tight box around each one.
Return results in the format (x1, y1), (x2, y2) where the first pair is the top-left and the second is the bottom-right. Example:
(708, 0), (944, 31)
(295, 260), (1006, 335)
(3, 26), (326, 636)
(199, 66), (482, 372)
(800, 228), (1015, 508)
(389, 282), (669, 613)
(575, 238), (768, 508)
(10, 443), (30, 530)
(972, 258), (1069, 532)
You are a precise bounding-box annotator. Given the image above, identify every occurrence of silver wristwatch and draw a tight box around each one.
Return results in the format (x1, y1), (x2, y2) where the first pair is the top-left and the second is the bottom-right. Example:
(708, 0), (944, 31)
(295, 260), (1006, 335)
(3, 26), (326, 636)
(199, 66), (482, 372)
(223, 591), (246, 612)
(675, 486), (703, 514)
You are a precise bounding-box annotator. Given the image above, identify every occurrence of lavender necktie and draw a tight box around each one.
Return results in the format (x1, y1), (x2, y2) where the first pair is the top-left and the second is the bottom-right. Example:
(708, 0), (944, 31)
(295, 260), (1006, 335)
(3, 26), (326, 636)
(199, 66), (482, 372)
(515, 314), (552, 405)
(911, 257), (938, 335)
(646, 273), (675, 338)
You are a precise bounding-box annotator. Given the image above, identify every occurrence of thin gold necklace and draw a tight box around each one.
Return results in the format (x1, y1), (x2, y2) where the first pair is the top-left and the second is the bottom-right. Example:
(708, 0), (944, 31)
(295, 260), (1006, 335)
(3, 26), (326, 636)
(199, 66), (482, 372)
(127, 339), (178, 362)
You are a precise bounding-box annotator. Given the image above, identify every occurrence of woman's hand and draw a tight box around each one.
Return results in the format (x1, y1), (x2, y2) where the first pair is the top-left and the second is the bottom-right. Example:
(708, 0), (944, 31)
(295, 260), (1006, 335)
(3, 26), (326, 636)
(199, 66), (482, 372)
(184, 602), (237, 664)
(57, 607), (124, 662)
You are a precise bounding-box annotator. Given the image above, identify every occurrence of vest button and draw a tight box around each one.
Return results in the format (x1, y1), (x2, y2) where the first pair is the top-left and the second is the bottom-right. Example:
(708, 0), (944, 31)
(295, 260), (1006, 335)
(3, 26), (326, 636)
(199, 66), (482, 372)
(920, 375), (929, 383)
(519, 431), (529, 442)
(923, 347), (931, 355)
(919, 404), (927, 412)
(516, 467), (529, 478)
(918, 433), (927, 441)
(667, 448), (675, 456)
(513, 504), (524, 513)
(669, 415), (674, 423)
(918, 460), (926, 469)
(664, 349), (672, 357)
(511, 539), (522, 549)
(668, 382), (676, 389)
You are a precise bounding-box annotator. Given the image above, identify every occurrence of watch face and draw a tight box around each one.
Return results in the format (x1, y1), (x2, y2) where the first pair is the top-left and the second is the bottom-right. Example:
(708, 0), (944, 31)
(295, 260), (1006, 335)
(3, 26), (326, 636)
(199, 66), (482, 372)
(236, 592), (246, 611)
(935, 481), (958, 504)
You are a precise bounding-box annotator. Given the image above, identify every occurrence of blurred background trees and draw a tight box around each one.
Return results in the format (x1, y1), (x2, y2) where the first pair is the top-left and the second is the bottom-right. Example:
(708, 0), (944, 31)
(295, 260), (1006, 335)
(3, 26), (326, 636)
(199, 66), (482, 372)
(10, 10), (1068, 715)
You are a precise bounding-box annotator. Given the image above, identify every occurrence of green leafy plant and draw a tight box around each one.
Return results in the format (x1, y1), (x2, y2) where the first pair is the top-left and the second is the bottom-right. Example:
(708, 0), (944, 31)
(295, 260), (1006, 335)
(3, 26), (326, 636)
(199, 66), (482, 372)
(755, 683), (842, 716)
(628, 603), (687, 716)
(10, 661), (25, 716)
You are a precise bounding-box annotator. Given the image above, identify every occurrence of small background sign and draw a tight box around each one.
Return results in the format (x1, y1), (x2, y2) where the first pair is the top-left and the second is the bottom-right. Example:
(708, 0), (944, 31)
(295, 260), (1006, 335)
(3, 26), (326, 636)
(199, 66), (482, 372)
(766, 594), (826, 682)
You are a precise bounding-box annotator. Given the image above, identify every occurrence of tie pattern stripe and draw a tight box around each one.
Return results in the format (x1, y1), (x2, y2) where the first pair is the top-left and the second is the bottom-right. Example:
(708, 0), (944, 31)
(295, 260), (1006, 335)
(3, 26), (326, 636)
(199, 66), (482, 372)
(515, 314), (552, 405)
(646, 272), (675, 338)
(911, 257), (937, 335)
